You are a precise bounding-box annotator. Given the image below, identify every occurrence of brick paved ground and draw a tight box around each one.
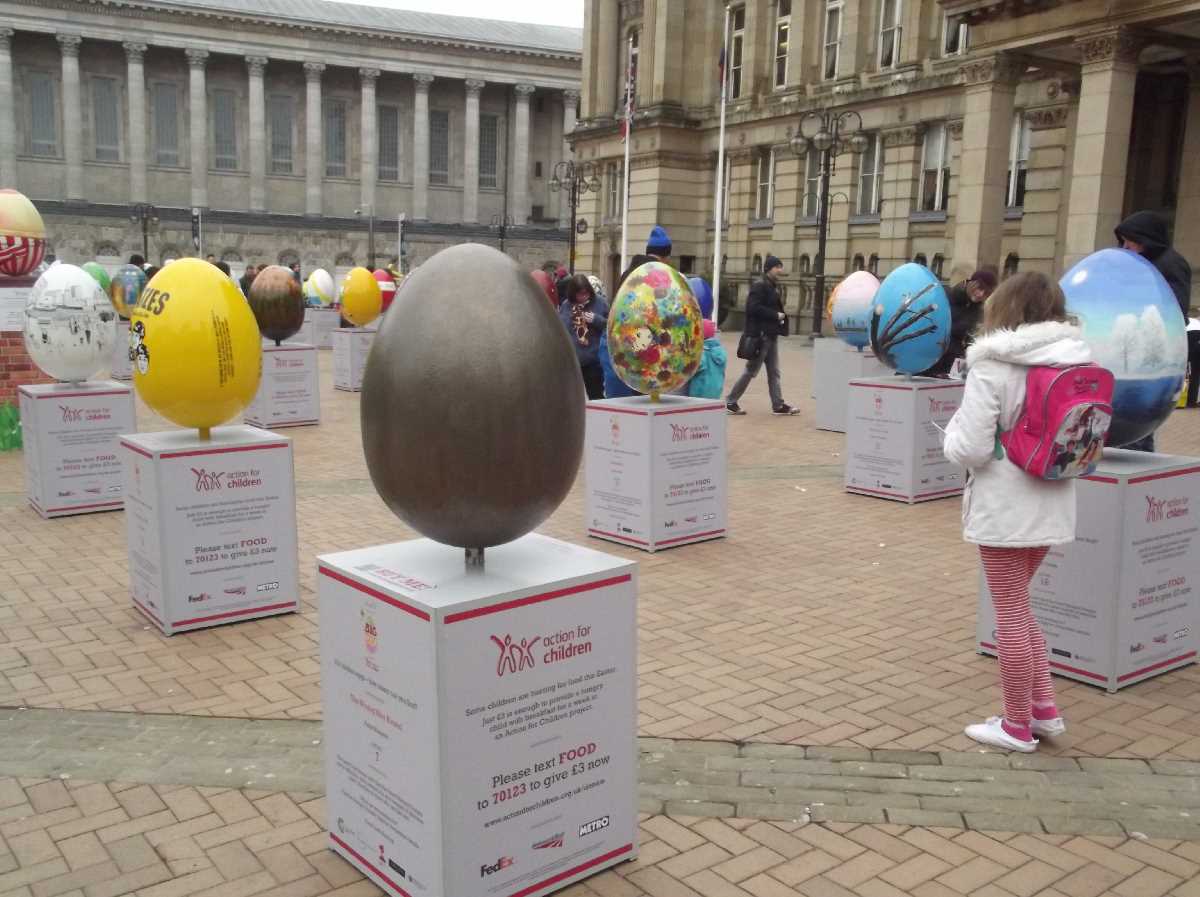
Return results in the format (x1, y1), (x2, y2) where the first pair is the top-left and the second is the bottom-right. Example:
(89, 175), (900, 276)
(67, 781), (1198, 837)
(1, 335), (1200, 894)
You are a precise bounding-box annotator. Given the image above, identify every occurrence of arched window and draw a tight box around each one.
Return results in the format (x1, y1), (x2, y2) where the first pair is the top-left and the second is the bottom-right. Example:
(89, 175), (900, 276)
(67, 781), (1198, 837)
(335, 252), (356, 268)
(932, 253), (945, 278)
(853, 254), (865, 271)
(798, 254), (811, 274)
(751, 254), (763, 274)
(158, 244), (180, 264)
(868, 253), (879, 274)
(95, 241), (121, 259)
(1004, 253), (1019, 277)
(278, 250), (300, 267)
(913, 252), (928, 267)
(221, 249), (243, 262)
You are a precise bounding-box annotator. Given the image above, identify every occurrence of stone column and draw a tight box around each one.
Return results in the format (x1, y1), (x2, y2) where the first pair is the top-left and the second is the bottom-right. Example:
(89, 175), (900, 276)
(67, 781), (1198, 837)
(0, 29), (15, 189)
(952, 54), (1023, 274)
(304, 62), (325, 216)
(879, 124), (925, 271)
(559, 89), (579, 227)
(1064, 29), (1141, 269)
(359, 68), (380, 213)
(594, 0), (618, 118)
(412, 73), (433, 220)
(511, 84), (534, 225)
(1170, 64), (1200, 305)
(57, 34), (84, 201)
(124, 43), (148, 203)
(185, 48), (209, 209)
(247, 56), (267, 212)
(1021, 102), (1073, 275)
(462, 79), (484, 224)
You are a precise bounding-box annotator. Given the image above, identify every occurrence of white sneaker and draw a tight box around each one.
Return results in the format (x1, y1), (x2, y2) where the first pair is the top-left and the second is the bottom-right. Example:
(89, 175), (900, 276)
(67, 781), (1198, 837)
(1031, 717), (1066, 738)
(964, 716), (1038, 753)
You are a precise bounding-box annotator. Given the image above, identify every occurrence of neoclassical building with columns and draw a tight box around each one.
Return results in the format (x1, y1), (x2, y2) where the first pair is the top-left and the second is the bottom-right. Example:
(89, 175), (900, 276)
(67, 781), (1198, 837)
(0, 0), (581, 276)
(573, 0), (1200, 329)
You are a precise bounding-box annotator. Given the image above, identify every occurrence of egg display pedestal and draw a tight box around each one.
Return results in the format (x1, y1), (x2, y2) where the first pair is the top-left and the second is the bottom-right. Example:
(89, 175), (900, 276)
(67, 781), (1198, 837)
(333, 328), (375, 392)
(844, 376), (965, 503)
(317, 533), (637, 897)
(119, 426), (299, 635)
(584, 395), (727, 552)
(977, 449), (1200, 692)
(18, 380), (135, 518)
(244, 343), (320, 429)
(111, 321), (132, 380)
(0, 276), (48, 405)
(308, 307), (341, 349)
(812, 338), (891, 432)
(276, 319), (314, 346)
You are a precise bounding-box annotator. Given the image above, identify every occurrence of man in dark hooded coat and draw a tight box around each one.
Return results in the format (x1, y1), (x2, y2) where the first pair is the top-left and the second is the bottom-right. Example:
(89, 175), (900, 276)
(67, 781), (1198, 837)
(1115, 210), (1192, 318)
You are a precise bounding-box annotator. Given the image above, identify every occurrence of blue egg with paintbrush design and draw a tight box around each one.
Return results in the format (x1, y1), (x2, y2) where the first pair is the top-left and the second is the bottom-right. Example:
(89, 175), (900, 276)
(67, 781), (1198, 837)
(869, 263), (951, 374)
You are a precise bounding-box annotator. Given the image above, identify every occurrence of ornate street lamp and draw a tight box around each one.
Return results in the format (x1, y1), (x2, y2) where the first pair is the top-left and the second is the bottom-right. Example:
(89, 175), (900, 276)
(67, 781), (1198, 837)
(549, 160), (601, 275)
(491, 213), (514, 254)
(790, 109), (868, 336)
(129, 203), (158, 261)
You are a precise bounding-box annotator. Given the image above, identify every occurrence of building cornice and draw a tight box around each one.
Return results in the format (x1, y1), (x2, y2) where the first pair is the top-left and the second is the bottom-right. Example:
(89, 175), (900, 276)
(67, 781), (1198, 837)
(28, 0), (582, 64)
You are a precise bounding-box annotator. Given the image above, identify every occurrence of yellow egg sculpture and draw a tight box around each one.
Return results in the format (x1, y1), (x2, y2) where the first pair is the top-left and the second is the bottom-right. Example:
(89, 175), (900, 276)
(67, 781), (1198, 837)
(131, 258), (262, 437)
(341, 266), (382, 327)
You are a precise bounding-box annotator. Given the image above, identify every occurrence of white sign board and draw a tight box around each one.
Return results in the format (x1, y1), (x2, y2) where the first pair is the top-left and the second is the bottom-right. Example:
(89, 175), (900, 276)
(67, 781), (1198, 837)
(309, 307), (342, 349)
(111, 321), (133, 380)
(245, 344), (320, 429)
(333, 328), (374, 392)
(319, 533), (637, 897)
(844, 377), (964, 503)
(120, 425), (299, 635)
(584, 395), (727, 552)
(0, 281), (31, 332)
(979, 449), (1200, 691)
(812, 338), (890, 432)
(19, 381), (135, 518)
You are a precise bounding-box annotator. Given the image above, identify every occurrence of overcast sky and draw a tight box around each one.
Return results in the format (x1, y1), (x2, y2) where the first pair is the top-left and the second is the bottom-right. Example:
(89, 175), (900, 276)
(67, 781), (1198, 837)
(336, 0), (583, 28)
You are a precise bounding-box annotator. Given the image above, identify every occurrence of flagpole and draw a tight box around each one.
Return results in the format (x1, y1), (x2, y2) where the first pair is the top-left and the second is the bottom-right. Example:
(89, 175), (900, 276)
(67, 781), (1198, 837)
(620, 34), (633, 278)
(712, 5), (731, 326)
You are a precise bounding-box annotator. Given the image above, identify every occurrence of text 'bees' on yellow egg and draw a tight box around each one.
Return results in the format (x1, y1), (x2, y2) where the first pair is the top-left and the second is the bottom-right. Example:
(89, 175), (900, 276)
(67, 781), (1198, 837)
(131, 258), (262, 432)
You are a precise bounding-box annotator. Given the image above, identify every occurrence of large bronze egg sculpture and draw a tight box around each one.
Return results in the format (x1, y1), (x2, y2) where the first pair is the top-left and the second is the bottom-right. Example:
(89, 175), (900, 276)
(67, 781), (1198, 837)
(361, 243), (584, 550)
(248, 265), (305, 344)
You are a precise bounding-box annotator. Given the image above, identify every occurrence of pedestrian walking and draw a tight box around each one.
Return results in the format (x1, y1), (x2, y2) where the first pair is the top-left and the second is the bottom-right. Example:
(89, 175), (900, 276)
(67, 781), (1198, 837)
(942, 271), (1091, 752)
(558, 273), (609, 400)
(725, 255), (798, 415)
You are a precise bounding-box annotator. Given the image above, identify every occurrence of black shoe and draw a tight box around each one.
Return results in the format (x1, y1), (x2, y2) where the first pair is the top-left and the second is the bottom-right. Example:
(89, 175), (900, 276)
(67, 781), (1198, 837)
(726, 402), (746, 415)
(772, 403), (799, 416)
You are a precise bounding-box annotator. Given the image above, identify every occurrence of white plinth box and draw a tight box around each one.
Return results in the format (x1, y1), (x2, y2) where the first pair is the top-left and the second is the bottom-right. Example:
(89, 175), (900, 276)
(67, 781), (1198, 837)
(111, 321), (132, 380)
(274, 319), (315, 346)
(584, 396), (728, 552)
(812, 339), (891, 432)
(318, 534), (637, 897)
(309, 307), (342, 349)
(333, 328), (374, 392)
(18, 381), (136, 518)
(844, 377), (965, 503)
(978, 450), (1200, 692)
(245, 344), (320, 429)
(120, 426), (300, 635)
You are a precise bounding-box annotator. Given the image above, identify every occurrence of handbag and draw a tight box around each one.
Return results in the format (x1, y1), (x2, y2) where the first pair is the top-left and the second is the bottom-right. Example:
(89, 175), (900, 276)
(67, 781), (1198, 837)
(736, 330), (764, 361)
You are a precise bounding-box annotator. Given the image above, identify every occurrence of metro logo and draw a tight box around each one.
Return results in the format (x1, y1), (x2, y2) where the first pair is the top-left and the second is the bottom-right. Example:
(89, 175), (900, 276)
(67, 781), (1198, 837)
(579, 815), (610, 837)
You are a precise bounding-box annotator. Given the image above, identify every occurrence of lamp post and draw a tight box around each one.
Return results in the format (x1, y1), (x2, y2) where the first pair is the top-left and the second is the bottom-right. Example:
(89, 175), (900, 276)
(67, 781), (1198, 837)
(129, 203), (158, 261)
(549, 160), (601, 275)
(491, 213), (514, 254)
(355, 205), (376, 269)
(790, 109), (869, 337)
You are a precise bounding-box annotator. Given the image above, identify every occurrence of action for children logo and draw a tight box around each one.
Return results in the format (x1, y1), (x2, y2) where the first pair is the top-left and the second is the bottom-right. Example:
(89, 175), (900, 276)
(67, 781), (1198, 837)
(873, 393), (883, 414)
(929, 397), (959, 417)
(191, 467), (225, 491)
(58, 405), (83, 423)
(490, 634), (540, 676)
(532, 834), (564, 850)
(669, 423), (711, 442)
(610, 417), (621, 445)
(1146, 495), (1190, 523)
(58, 404), (111, 423)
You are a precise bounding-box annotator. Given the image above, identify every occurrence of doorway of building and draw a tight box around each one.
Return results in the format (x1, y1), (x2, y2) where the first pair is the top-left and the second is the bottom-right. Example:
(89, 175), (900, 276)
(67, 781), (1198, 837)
(1124, 69), (1188, 231)
(607, 254), (621, 296)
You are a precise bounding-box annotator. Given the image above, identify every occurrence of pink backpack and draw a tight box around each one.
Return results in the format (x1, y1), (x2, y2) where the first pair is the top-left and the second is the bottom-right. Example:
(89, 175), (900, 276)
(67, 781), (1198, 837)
(999, 364), (1115, 480)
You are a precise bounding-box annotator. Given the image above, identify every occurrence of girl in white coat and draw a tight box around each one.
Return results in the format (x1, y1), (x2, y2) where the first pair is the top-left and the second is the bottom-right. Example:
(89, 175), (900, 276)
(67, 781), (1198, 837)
(943, 272), (1091, 752)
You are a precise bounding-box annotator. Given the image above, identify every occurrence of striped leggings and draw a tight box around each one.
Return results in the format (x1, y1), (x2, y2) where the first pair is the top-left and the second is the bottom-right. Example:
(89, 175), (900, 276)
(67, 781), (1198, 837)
(980, 545), (1056, 729)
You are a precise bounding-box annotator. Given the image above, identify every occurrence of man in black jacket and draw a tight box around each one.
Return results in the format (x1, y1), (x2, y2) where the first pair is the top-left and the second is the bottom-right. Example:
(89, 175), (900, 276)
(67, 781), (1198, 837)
(921, 269), (996, 377)
(1115, 210), (1192, 318)
(726, 255), (798, 415)
(1115, 211), (1193, 450)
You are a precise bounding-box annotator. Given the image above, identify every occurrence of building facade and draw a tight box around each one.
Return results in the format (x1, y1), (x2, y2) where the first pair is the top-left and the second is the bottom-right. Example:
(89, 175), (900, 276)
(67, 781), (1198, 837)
(1, 0), (583, 277)
(573, 0), (1200, 329)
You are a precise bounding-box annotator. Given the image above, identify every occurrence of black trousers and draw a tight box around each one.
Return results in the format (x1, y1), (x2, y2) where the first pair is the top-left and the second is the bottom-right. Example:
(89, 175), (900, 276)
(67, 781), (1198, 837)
(581, 363), (605, 400)
(1189, 330), (1200, 406)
